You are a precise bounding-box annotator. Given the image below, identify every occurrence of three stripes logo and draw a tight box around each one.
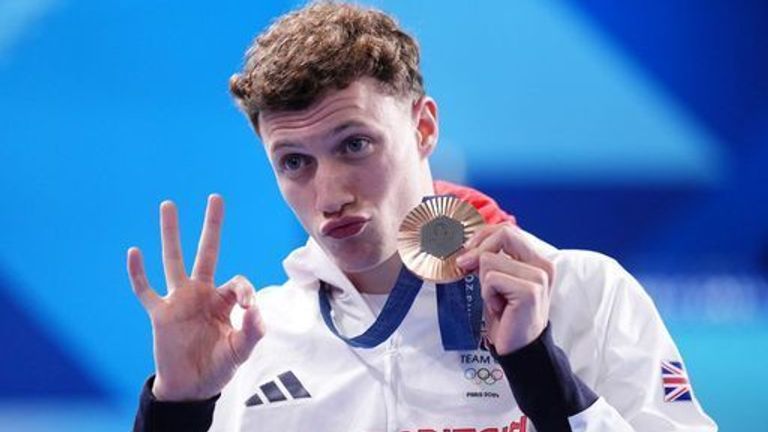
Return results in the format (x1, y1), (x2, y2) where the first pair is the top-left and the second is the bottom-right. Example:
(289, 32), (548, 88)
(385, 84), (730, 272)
(245, 371), (312, 407)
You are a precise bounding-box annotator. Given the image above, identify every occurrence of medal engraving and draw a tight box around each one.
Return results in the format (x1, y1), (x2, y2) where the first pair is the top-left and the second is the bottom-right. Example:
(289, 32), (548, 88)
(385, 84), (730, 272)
(398, 195), (486, 283)
(420, 215), (465, 259)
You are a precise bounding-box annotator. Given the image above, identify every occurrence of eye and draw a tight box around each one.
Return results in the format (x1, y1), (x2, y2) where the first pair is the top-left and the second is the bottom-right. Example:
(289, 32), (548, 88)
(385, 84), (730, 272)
(340, 136), (373, 157)
(278, 153), (312, 174)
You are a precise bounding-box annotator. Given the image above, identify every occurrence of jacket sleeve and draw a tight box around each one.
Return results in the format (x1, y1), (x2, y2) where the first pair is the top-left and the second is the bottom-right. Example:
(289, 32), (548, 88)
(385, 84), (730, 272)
(133, 375), (218, 432)
(584, 258), (718, 431)
(497, 254), (718, 431)
(494, 323), (604, 432)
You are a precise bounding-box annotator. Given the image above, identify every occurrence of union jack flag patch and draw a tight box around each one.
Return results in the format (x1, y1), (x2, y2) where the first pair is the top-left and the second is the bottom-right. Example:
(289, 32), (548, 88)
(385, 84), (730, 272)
(661, 360), (692, 402)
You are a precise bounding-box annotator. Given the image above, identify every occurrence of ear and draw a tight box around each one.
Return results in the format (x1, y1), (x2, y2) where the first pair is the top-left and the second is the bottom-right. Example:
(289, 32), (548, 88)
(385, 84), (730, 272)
(412, 96), (439, 159)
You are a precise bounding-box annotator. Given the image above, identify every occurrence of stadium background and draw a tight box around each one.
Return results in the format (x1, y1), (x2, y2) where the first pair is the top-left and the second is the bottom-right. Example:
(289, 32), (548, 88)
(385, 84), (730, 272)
(1, 0), (766, 430)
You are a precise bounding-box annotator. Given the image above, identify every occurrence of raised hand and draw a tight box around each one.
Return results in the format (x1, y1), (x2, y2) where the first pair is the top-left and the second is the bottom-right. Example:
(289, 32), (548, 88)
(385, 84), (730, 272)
(456, 223), (555, 356)
(127, 194), (265, 401)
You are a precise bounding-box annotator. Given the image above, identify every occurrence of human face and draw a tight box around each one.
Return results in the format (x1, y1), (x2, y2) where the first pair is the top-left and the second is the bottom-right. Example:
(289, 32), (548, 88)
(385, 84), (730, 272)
(259, 78), (437, 274)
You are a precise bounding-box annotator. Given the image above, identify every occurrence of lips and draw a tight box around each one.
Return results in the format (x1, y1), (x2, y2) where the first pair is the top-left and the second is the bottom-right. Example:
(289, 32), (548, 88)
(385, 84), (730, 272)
(320, 216), (370, 240)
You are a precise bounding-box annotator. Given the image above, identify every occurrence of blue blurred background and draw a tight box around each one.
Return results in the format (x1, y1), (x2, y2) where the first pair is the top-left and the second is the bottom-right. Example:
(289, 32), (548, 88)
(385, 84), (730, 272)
(1, 0), (766, 430)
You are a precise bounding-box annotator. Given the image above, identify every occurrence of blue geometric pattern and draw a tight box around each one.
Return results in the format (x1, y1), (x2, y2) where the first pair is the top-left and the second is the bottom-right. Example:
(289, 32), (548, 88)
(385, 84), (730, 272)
(0, 269), (107, 400)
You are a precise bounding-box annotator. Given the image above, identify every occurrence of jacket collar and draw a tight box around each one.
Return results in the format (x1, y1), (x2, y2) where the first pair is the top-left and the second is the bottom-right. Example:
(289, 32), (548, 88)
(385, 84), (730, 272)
(282, 236), (357, 295)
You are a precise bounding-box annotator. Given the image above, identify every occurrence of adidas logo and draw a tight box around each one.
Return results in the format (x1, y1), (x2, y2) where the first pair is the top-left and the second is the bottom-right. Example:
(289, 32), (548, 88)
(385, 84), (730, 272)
(245, 371), (312, 407)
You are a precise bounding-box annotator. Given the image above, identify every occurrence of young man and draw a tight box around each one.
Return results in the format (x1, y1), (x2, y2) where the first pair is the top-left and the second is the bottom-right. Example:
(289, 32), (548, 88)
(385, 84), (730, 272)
(129, 2), (717, 431)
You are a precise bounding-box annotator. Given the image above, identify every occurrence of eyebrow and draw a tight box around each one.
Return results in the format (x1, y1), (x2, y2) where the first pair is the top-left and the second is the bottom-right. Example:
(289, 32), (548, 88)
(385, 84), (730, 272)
(270, 141), (303, 154)
(270, 120), (370, 154)
(326, 120), (367, 139)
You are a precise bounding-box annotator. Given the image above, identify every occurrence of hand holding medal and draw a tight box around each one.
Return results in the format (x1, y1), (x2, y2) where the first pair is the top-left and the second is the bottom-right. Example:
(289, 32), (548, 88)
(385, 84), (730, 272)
(456, 223), (556, 356)
(397, 193), (556, 356)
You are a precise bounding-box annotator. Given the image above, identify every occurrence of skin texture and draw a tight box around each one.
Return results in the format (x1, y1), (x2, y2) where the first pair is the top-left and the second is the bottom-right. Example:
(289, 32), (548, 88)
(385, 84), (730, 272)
(258, 78), (437, 294)
(456, 223), (555, 355)
(127, 196), (265, 400)
(126, 78), (555, 401)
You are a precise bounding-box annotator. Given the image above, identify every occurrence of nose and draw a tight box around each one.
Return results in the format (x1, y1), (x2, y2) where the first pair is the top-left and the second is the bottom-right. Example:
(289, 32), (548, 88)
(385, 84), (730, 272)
(314, 160), (355, 216)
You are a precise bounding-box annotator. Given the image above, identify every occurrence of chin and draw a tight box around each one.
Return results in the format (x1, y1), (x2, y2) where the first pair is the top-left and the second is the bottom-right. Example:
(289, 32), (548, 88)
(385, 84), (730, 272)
(334, 249), (385, 274)
(324, 239), (390, 274)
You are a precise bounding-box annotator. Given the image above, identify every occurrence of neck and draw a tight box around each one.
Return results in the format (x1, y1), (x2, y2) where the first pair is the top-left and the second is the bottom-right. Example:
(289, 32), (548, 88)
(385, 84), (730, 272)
(347, 252), (402, 294)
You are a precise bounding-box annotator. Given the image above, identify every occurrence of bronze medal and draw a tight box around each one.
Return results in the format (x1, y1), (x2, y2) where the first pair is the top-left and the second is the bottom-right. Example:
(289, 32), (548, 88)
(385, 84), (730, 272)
(397, 195), (486, 283)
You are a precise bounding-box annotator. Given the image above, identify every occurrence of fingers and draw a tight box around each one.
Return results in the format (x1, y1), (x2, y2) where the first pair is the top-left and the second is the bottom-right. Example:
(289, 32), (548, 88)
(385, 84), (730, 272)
(458, 225), (554, 287)
(478, 251), (551, 294)
(192, 194), (224, 283)
(160, 201), (188, 289)
(478, 250), (551, 321)
(483, 303), (502, 342)
(481, 268), (538, 313)
(218, 275), (255, 314)
(463, 225), (529, 264)
(228, 298), (265, 366)
(241, 305), (266, 343)
(464, 223), (502, 249)
(127, 247), (160, 311)
(476, 251), (550, 318)
(221, 275), (263, 365)
(482, 279), (506, 318)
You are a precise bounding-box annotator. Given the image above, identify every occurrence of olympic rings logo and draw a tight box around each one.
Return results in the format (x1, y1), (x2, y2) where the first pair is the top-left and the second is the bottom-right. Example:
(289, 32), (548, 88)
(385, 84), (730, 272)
(464, 367), (504, 385)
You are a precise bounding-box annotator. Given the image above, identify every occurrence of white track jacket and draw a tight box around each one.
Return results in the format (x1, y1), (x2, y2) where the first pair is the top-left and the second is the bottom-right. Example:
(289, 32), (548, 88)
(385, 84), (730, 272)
(202, 230), (717, 432)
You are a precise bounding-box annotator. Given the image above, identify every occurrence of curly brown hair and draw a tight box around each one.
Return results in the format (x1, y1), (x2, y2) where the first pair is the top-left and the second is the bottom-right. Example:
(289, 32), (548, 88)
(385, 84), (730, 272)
(229, 1), (424, 130)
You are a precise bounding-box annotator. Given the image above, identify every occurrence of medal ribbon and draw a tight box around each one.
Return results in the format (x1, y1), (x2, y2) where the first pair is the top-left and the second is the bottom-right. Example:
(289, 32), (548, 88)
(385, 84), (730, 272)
(318, 265), (483, 351)
(421, 193), (484, 351)
(318, 265), (421, 349)
(437, 273), (484, 351)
